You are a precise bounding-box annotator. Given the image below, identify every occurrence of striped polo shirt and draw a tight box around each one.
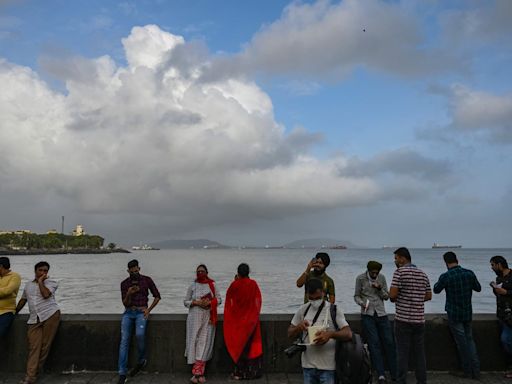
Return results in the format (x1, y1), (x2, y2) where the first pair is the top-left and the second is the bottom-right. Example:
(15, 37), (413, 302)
(391, 264), (431, 323)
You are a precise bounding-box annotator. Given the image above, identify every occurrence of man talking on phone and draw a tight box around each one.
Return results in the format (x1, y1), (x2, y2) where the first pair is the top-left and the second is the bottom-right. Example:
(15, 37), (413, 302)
(118, 259), (161, 384)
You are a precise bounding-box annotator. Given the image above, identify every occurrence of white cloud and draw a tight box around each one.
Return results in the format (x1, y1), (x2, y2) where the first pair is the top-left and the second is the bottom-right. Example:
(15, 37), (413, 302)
(449, 85), (512, 142)
(204, 0), (458, 82)
(1, 25), (398, 231)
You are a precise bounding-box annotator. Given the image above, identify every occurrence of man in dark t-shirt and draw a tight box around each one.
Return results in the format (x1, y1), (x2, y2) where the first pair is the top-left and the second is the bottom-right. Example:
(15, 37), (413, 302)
(296, 252), (335, 304)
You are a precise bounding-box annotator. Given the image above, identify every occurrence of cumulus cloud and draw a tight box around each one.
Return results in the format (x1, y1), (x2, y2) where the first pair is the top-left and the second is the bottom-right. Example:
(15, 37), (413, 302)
(0, 24), (454, 233)
(449, 85), (512, 142)
(204, 0), (458, 82)
(440, 0), (512, 48)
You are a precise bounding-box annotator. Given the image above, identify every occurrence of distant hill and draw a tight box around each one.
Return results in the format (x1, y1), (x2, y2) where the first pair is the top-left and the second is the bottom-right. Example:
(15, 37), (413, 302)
(283, 238), (360, 249)
(152, 239), (230, 249)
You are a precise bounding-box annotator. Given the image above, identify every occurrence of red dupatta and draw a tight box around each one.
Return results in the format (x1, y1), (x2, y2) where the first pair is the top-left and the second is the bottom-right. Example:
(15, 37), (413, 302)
(196, 275), (218, 326)
(223, 277), (262, 363)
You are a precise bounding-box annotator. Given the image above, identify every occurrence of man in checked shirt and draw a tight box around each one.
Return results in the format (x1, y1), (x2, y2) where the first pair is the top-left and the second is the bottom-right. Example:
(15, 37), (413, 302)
(118, 259), (161, 384)
(434, 251), (481, 380)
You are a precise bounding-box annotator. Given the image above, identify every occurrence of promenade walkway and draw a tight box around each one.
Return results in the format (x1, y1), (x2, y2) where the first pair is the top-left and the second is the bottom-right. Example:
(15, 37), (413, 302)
(1, 372), (510, 384)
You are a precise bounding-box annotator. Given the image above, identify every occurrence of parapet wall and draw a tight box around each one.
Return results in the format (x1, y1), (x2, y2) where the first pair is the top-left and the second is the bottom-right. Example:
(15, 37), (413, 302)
(0, 314), (507, 373)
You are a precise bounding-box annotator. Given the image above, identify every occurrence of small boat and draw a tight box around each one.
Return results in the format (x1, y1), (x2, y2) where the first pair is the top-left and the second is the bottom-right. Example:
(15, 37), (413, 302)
(432, 243), (462, 249)
(132, 244), (160, 251)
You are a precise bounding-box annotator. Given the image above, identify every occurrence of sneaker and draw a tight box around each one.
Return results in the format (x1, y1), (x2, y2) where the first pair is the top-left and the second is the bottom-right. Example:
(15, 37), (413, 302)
(378, 375), (386, 384)
(118, 375), (127, 384)
(129, 359), (147, 377)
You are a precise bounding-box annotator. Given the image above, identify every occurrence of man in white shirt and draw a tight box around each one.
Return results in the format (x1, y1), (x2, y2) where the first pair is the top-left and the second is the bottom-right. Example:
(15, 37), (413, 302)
(16, 261), (60, 384)
(288, 279), (352, 384)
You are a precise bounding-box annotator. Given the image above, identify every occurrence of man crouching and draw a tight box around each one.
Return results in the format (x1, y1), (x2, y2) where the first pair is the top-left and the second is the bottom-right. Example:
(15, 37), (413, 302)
(288, 279), (352, 384)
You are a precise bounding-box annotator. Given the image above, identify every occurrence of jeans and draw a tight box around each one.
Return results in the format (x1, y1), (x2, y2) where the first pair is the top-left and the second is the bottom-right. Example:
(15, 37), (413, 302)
(448, 319), (479, 377)
(394, 320), (426, 384)
(500, 320), (512, 358)
(362, 314), (398, 379)
(0, 312), (14, 338)
(118, 309), (147, 375)
(302, 368), (335, 384)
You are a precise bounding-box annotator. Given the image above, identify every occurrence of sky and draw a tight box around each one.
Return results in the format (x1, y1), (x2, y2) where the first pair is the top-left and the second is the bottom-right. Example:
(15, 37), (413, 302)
(0, 0), (511, 248)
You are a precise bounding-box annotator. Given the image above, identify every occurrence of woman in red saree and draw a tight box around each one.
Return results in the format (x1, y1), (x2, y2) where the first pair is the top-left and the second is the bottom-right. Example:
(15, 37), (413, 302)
(223, 263), (263, 380)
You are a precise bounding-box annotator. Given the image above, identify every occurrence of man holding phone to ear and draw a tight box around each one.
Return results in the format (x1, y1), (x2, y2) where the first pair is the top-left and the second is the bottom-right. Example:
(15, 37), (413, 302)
(118, 259), (161, 384)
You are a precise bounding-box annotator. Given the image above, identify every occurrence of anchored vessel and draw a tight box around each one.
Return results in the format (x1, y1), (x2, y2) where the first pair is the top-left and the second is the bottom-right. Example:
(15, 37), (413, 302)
(432, 243), (462, 249)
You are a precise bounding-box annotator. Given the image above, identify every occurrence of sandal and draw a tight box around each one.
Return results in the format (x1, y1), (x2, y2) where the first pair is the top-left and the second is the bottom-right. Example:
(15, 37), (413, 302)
(198, 376), (206, 383)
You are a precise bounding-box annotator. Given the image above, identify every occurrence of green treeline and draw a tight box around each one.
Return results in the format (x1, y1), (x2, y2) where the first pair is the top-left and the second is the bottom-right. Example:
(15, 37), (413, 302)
(0, 233), (104, 250)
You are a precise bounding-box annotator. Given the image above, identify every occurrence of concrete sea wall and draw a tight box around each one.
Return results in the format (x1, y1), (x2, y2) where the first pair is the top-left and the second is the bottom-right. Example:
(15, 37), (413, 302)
(0, 314), (508, 373)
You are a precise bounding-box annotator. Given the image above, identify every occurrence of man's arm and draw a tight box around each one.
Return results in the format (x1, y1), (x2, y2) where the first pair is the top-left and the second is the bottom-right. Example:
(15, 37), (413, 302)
(288, 321), (309, 339)
(314, 325), (352, 345)
(15, 298), (27, 314)
(472, 273), (482, 292)
(297, 260), (314, 288)
(424, 276), (432, 301)
(143, 278), (162, 319)
(377, 275), (390, 300)
(353, 276), (365, 307)
(433, 274), (445, 294)
(0, 274), (21, 298)
(122, 285), (138, 307)
(424, 290), (432, 301)
(389, 270), (400, 302)
(37, 275), (52, 299)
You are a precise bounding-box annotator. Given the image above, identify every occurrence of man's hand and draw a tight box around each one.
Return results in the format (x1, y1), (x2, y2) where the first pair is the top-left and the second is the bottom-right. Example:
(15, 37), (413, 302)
(38, 273), (48, 284)
(143, 308), (151, 319)
(127, 286), (140, 295)
(296, 320), (310, 332)
(313, 330), (332, 345)
(495, 287), (508, 295)
(371, 282), (382, 289)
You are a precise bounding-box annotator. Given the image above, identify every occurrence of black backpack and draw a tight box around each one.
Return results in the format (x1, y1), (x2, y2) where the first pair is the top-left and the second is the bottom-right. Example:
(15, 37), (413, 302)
(330, 305), (372, 384)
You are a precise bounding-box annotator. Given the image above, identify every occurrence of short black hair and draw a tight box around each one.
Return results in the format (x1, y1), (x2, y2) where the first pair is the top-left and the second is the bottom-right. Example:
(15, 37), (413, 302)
(0, 257), (10, 269)
(490, 255), (508, 269)
(237, 263), (250, 278)
(197, 264), (208, 273)
(127, 259), (139, 269)
(394, 247), (411, 261)
(34, 261), (50, 271)
(306, 278), (323, 295)
(443, 251), (458, 264)
(315, 252), (330, 268)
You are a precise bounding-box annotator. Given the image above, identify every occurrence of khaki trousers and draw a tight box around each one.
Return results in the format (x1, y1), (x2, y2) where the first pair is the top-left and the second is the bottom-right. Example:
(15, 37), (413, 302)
(26, 310), (61, 381)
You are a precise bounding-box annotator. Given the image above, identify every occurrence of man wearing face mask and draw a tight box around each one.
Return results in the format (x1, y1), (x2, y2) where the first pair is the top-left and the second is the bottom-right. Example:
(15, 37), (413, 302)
(289, 279), (352, 384)
(354, 261), (397, 384)
(118, 259), (161, 384)
(489, 255), (512, 379)
(297, 252), (335, 304)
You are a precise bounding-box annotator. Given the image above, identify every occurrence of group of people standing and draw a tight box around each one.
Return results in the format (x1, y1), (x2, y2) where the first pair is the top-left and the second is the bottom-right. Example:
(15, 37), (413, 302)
(118, 259), (263, 384)
(0, 257), (61, 384)
(291, 248), (512, 384)
(1, 249), (512, 384)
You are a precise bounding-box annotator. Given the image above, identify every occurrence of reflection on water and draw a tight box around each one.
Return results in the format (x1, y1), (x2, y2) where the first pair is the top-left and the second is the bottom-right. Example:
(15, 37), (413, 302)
(9, 248), (511, 314)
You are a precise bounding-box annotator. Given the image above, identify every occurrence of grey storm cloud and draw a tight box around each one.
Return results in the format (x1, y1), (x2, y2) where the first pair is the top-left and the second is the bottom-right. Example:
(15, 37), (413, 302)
(0, 24), (454, 234)
(202, 0), (460, 83)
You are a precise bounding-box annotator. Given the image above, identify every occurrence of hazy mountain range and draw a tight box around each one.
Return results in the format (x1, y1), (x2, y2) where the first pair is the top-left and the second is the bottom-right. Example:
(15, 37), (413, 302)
(152, 238), (360, 249)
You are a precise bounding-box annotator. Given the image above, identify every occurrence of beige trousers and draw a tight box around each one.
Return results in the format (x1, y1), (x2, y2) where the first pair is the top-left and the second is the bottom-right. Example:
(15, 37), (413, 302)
(26, 310), (61, 381)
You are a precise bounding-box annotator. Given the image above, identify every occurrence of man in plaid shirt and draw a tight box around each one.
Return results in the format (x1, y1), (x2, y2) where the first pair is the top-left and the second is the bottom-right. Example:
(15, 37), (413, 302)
(434, 251), (481, 379)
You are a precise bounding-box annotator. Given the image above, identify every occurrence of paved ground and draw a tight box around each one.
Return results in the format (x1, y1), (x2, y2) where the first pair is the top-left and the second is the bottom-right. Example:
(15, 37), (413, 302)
(1, 372), (511, 384)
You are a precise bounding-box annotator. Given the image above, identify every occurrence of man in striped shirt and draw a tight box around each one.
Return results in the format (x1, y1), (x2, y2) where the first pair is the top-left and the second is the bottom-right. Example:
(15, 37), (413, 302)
(390, 247), (432, 384)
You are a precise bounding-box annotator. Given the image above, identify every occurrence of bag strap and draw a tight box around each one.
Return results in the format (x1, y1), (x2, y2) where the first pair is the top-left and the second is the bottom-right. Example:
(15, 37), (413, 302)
(330, 304), (339, 330)
(311, 300), (326, 325)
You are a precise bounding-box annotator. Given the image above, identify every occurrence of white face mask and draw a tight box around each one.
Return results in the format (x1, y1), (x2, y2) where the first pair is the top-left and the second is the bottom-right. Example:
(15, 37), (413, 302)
(309, 298), (323, 308)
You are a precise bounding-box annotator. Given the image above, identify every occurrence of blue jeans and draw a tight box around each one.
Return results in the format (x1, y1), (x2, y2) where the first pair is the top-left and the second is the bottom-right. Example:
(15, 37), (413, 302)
(0, 312), (14, 338)
(118, 309), (147, 375)
(448, 319), (479, 377)
(500, 320), (512, 358)
(394, 320), (426, 384)
(362, 314), (398, 379)
(302, 368), (335, 384)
